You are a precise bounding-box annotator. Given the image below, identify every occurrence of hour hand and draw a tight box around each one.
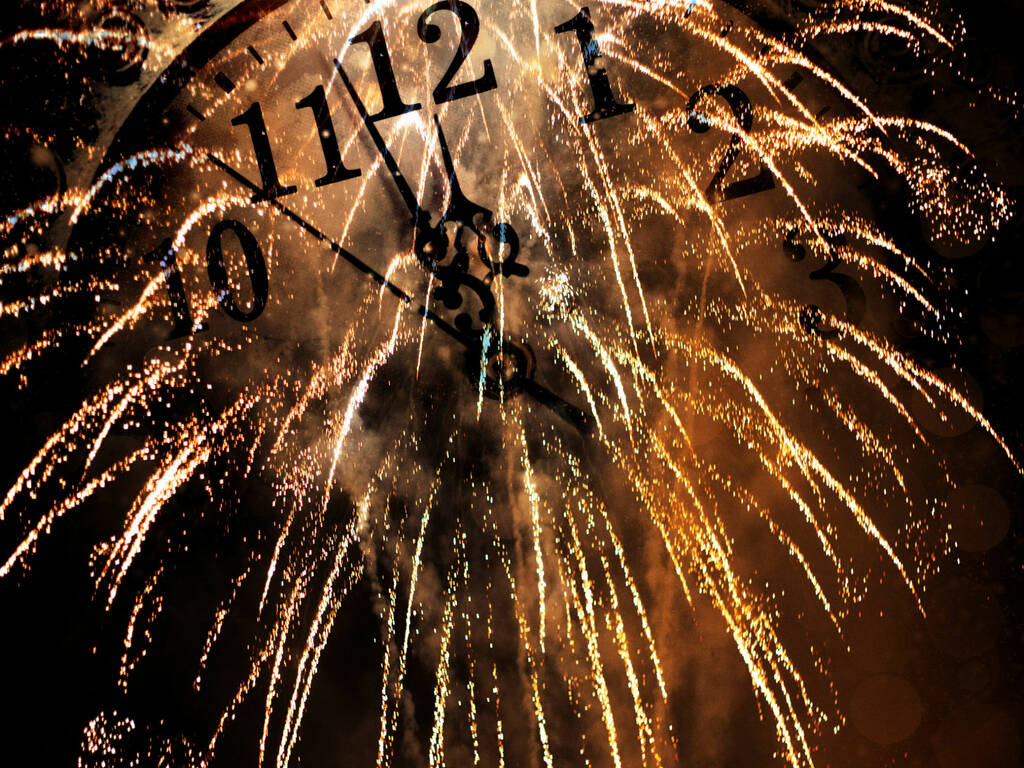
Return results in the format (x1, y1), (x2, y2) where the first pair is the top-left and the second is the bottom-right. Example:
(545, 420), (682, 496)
(433, 115), (492, 230)
(336, 60), (449, 269)
(336, 61), (428, 227)
(434, 117), (528, 280)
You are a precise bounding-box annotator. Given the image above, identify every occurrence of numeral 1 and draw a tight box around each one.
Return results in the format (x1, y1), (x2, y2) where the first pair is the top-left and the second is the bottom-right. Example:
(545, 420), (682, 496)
(555, 7), (635, 124)
(231, 102), (297, 201)
(295, 85), (362, 187)
(349, 21), (422, 121)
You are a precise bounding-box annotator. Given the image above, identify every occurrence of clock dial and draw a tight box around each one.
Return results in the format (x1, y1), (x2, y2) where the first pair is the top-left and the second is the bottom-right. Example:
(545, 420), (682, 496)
(4, 1), (1015, 766)
(77, 0), (639, 430)
(74, 0), (897, 430)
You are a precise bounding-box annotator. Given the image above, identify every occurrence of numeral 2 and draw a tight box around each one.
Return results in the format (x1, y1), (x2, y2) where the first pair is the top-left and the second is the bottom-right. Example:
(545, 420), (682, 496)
(555, 7), (635, 124)
(417, 1), (497, 104)
(687, 84), (775, 203)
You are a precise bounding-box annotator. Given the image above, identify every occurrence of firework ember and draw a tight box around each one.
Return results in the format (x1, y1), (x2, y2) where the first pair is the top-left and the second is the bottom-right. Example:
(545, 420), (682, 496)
(1, 0), (1021, 766)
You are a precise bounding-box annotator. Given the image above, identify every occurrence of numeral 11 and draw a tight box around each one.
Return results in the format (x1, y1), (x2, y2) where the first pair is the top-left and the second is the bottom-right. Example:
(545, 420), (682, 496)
(231, 93), (361, 201)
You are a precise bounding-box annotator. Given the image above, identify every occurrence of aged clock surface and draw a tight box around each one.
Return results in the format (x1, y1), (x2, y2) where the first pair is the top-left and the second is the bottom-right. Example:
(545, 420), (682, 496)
(72, 0), (892, 432)
(1, 1), (1022, 767)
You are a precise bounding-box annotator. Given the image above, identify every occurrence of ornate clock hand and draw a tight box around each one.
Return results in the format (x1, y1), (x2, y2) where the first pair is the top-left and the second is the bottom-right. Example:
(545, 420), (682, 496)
(331, 61), (587, 432)
(205, 152), (591, 435)
(336, 60), (526, 283)
(334, 60), (449, 268)
(433, 114), (492, 230)
(433, 116), (529, 280)
(336, 62), (512, 362)
(334, 60), (422, 223)
(335, 61), (496, 340)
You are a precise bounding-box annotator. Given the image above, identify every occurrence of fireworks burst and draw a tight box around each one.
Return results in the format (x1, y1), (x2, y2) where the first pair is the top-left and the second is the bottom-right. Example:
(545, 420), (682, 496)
(0, 0), (1017, 766)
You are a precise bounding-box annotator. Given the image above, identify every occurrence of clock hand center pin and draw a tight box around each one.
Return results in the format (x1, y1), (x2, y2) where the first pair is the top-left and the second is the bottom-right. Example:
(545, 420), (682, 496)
(335, 60), (527, 283)
(432, 115), (529, 281)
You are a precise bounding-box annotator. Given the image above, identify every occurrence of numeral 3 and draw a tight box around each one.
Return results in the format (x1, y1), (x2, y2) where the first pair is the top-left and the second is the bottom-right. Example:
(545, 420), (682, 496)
(784, 227), (866, 336)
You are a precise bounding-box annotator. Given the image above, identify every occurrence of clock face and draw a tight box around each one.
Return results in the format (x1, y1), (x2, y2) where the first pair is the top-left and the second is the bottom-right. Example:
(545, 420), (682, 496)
(8, 1), (1013, 766)
(73, 0), (887, 434)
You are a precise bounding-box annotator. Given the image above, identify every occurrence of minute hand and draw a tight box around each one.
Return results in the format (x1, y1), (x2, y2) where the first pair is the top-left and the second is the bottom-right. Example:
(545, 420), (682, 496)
(335, 60), (428, 228)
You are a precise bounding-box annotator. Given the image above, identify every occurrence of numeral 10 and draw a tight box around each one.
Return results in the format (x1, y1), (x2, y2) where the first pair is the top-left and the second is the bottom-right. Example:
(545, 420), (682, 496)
(145, 219), (268, 338)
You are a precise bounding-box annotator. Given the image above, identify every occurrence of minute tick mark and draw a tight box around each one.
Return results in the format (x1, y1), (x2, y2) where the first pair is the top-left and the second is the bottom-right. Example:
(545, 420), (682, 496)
(214, 72), (235, 93)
